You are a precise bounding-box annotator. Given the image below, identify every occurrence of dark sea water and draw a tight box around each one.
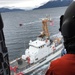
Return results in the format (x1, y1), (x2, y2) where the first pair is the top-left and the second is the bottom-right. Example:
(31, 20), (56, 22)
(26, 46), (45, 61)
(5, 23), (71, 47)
(1, 6), (67, 75)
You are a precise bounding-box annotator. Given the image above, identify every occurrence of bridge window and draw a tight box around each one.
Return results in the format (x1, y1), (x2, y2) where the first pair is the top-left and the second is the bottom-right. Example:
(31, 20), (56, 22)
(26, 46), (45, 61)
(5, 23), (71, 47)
(39, 45), (44, 49)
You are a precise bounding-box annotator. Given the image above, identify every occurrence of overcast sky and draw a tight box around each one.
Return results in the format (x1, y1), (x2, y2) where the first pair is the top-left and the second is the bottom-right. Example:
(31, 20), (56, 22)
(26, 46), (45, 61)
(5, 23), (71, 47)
(0, 0), (52, 10)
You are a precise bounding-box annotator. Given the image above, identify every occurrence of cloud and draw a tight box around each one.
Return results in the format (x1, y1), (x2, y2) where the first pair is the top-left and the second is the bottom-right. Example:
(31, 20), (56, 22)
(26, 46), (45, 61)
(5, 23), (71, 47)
(0, 0), (51, 10)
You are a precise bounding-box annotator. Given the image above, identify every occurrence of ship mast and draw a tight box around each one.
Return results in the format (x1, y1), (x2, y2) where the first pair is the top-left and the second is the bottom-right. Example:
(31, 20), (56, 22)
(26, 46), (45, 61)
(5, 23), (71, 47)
(39, 18), (50, 39)
(42, 18), (50, 38)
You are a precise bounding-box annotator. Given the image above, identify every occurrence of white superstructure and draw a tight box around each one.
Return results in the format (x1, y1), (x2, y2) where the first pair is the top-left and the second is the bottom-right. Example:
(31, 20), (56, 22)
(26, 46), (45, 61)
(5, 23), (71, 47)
(21, 18), (62, 64)
(22, 38), (56, 64)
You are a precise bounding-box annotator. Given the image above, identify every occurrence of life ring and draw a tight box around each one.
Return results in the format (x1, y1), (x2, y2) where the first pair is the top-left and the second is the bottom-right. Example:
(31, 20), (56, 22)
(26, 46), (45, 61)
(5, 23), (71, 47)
(10, 66), (18, 72)
(45, 39), (48, 43)
(52, 46), (56, 50)
(26, 57), (30, 64)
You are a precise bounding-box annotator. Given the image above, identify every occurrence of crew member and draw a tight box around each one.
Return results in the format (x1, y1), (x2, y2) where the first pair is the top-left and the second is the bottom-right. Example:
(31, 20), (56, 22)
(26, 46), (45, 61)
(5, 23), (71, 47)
(45, 2), (75, 75)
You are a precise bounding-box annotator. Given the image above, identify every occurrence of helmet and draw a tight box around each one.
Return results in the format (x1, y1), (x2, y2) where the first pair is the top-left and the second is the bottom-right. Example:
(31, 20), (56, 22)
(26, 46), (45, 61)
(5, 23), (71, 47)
(60, 2), (75, 53)
(61, 2), (75, 41)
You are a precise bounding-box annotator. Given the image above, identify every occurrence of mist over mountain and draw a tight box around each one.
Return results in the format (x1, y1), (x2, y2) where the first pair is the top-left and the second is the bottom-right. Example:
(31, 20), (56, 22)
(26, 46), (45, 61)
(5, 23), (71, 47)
(35, 0), (73, 10)
(0, 0), (73, 12)
(0, 7), (24, 13)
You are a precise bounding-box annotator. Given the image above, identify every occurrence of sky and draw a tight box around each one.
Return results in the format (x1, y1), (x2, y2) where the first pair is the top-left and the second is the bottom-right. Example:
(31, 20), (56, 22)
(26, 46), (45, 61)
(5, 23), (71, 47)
(0, 0), (53, 10)
(0, 0), (74, 10)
